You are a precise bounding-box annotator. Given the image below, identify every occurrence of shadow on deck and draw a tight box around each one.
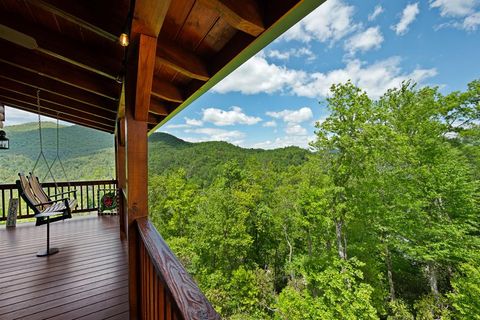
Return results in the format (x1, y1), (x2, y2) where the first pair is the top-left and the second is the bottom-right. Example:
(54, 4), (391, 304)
(0, 215), (128, 320)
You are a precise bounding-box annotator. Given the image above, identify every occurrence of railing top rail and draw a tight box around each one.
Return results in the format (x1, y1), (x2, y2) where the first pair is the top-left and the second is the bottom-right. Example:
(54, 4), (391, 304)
(137, 217), (220, 320)
(0, 179), (117, 190)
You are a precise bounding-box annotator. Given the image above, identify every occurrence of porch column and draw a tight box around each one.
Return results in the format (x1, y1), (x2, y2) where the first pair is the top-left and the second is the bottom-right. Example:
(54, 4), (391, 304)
(114, 118), (126, 240)
(124, 34), (157, 320)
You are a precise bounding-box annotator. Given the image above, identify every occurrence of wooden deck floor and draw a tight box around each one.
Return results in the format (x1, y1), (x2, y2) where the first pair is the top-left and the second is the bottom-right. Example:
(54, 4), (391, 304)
(0, 215), (129, 320)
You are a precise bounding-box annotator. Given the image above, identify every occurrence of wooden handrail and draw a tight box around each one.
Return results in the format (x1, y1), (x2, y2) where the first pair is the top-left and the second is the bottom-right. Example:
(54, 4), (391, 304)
(0, 179), (118, 220)
(136, 217), (220, 320)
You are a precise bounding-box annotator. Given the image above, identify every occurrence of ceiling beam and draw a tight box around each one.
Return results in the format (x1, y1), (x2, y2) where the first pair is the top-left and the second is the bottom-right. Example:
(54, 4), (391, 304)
(131, 0), (172, 37)
(149, 98), (170, 116)
(0, 62), (118, 112)
(0, 97), (114, 133)
(0, 89), (116, 127)
(0, 40), (121, 100)
(0, 12), (122, 79)
(0, 78), (116, 121)
(156, 40), (210, 81)
(23, 0), (118, 42)
(199, 0), (264, 36)
(151, 78), (184, 103)
(148, 113), (163, 125)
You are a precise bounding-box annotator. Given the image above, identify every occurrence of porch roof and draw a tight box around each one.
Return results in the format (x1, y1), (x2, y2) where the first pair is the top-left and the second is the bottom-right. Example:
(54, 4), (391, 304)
(0, 0), (325, 134)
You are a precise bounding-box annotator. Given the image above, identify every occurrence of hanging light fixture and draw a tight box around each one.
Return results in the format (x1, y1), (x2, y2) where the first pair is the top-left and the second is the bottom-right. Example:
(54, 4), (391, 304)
(0, 130), (9, 150)
(119, 33), (129, 47)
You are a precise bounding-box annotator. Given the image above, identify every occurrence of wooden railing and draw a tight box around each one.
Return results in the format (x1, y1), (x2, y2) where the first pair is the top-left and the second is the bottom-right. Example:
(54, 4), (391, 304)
(137, 217), (220, 320)
(0, 179), (117, 221)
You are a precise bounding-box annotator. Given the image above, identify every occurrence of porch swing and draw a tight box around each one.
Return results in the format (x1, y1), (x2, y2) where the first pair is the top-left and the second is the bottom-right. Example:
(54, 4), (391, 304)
(16, 89), (77, 256)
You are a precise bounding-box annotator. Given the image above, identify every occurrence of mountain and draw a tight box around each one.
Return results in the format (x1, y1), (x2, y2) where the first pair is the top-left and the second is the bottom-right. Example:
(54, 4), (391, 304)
(0, 122), (309, 184)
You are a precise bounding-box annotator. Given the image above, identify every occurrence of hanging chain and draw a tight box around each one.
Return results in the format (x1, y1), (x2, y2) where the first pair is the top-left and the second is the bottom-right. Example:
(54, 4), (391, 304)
(37, 89), (43, 149)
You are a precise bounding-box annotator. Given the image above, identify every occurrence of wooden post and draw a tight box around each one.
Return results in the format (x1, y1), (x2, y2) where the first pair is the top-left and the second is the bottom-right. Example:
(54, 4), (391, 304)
(124, 34), (157, 320)
(114, 120), (126, 240)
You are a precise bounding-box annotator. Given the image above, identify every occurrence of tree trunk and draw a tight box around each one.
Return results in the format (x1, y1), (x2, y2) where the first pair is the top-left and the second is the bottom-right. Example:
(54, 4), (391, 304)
(385, 245), (396, 301)
(426, 263), (439, 297)
(335, 218), (347, 260)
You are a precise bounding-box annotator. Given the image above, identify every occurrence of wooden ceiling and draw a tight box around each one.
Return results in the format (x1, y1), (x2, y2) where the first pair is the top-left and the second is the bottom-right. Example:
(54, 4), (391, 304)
(0, 0), (324, 133)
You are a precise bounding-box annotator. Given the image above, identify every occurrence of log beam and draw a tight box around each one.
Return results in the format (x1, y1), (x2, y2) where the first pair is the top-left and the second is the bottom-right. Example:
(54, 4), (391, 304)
(0, 97), (114, 132)
(0, 40), (121, 100)
(23, 0), (118, 42)
(0, 62), (118, 111)
(0, 90), (116, 128)
(199, 0), (265, 36)
(0, 77), (116, 120)
(149, 98), (170, 116)
(156, 40), (210, 81)
(151, 78), (183, 103)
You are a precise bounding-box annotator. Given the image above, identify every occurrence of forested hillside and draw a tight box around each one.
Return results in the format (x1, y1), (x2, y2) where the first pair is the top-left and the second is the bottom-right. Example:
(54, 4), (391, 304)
(1, 80), (478, 319)
(148, 80), (480, 319)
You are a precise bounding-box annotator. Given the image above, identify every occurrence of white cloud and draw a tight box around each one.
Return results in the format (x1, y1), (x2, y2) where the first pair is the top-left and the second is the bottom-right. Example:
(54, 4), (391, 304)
(214, 53), (437, 100)
(266, 107), (313, 124)
(262, 120), (277, 127)
(213, 55), (306, 95)
(285, 124), (307, 135)
(393, 3), (420, 35)
(3, 106), (68, 126)
(251, 135), (316, 150)
(185, 128), (245, 143)
(267, 47), (316, 61)
(165, 124), (191, 129)
(430, 0), (477, 17)
(344, 27), (384, 54)
(281, 0), (358, 44)
(463, 11), (480, 30)
(201, 106), (261, 126)
(368, 5), (384, 21)
(292, 57), (437, 99)
(185, 117), (203, 126)
(430, 0), (480, 31)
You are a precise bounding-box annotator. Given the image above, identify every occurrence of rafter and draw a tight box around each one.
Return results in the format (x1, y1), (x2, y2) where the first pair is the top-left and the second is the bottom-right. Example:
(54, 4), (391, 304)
(156, 40), (210, 81)
(0, 97), (114, 133)
(0, 62), (117, 111)
(23, 0), (118, 42)
(0, 12), (122, 79)
(0, 40), (121, 100)
(0, 78), (116, 120)
(199, 0), (264, 36)
(0, 89), (115, 127)
(131, 0), (172, 37)
(149, 98), (170, 116)
(151, 78), (184, 103)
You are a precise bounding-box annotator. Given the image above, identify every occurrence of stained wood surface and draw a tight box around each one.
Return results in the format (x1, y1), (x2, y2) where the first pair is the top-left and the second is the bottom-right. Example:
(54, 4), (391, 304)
(137, 217), (220, 320)
(0, 215), (128, 320)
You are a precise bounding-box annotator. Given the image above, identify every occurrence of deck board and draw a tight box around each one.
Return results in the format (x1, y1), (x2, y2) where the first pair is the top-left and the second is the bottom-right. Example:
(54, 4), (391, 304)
(0, 215), (129, 320)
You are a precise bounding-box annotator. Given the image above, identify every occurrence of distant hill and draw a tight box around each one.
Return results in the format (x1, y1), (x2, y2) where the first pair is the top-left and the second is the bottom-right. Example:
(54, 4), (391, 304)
(0, 122), (310, 184)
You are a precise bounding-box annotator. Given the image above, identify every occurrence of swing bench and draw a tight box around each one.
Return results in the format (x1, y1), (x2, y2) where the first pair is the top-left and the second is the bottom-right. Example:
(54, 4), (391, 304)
(17, 173), (78, 256)
(15, 89), (78, 256)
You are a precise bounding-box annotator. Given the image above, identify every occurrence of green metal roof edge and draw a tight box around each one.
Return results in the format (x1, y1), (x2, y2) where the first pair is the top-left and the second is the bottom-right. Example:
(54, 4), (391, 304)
(148, 0), (326, 136)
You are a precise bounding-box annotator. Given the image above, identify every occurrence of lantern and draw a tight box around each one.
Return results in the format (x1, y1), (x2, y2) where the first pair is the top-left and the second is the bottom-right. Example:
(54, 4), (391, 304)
(0, 130), (9, 150)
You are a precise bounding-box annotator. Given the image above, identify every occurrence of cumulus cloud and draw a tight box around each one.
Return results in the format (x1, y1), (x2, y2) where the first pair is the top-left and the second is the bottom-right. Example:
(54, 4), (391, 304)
(430, 0), (477, 17)
(281, 0), (358, 44)
(214, 54), (437, 99)
(251, 135), (316, 149)
(3, 106), (67, 126)
(262, 120), (277, 127)
(292, 57), (437, 99)
(184, 128), (245, 143)
(430, 0), (480, 31)
(201, 106), (261, 126)
(285, 124), (307, 135)
(393, 3), (420, 35)
(344, 27), (384, 54)
(213, 55), (306, 95)
(266, 107), (313, 124)
(368, 5), (384, 21)
(185, 117), (203, 126)
(267, 47), (316, 61)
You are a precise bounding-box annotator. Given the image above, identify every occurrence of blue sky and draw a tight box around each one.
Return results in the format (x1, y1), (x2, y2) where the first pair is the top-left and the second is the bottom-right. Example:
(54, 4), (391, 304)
(6, 0), (480, 149)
